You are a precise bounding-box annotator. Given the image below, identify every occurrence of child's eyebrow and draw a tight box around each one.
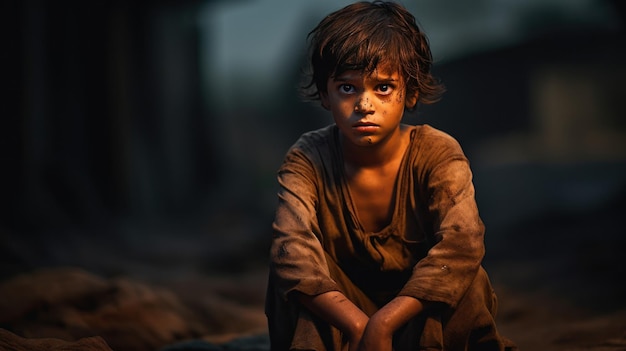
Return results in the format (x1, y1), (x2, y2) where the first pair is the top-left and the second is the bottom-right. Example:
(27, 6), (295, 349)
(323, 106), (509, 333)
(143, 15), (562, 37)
(369, 75), (400, 86)
(333, 74), (358, 82)
(373, 76), (398, 83)
(333, 74), (399, 83)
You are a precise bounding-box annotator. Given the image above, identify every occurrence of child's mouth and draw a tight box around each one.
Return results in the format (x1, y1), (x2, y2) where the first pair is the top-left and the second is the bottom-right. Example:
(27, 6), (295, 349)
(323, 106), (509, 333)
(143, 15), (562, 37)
(352, 122), (379, 133)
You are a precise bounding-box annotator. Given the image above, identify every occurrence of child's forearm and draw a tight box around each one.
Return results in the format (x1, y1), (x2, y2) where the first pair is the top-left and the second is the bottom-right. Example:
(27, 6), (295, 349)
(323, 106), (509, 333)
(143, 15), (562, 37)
(369, 296), (426, 338)
(296, 290), (369, 343)
(376, 295), (425, 328)
(356, 296), (425, 351)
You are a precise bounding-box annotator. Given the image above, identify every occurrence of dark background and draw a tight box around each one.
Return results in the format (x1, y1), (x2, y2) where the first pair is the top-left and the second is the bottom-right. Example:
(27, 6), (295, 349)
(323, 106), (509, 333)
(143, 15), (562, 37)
(2, 0), (626, 347)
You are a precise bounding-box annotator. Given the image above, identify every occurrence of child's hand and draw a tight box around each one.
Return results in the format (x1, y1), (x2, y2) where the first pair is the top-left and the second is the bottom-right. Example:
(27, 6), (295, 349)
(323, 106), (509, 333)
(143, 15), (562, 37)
(346, 313), (368, 351)
(296, 290), (369, 351)
(358, 295), (426, 351)
(358, 317), (394, 351)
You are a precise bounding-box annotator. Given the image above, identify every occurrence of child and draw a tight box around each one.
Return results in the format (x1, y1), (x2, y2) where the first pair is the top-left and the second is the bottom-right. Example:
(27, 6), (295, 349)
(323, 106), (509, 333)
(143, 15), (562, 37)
(266, 1), (516, 350)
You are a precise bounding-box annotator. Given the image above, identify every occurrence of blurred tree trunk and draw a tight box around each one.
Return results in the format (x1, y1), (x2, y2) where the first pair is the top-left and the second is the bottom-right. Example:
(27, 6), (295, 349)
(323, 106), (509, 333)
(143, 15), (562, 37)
(3, 0), (218, 233)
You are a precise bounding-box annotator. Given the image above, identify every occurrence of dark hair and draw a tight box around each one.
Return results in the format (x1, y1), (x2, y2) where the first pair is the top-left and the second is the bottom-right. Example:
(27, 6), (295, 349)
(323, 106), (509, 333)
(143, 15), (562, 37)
(302, 0), (445, 107)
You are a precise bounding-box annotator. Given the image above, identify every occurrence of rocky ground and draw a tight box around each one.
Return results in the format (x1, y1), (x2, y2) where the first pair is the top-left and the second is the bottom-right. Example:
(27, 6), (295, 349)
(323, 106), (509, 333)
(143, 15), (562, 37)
(1, 258), (625, 351)
(1, 191), (625, 350)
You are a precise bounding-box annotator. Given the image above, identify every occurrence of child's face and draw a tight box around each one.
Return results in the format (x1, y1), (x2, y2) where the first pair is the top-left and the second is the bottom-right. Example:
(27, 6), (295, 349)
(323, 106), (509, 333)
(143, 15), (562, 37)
(321, 65), (417, 148)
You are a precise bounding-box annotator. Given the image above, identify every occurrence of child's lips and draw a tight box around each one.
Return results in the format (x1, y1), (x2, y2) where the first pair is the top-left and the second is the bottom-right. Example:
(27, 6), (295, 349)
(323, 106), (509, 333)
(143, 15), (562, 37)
(352, 121), (379, 133)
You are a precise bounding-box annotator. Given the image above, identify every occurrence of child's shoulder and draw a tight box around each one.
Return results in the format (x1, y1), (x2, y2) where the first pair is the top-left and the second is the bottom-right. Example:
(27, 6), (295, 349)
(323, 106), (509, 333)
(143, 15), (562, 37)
(280, 125), (337, 166)
(290, 125), (336, 152)
(409, 124), (469, 166)
(414, 124), (463, 150)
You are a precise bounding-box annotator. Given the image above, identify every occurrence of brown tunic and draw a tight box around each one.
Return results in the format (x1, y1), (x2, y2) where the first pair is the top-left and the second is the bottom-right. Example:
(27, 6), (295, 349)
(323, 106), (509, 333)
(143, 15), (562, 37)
(266, 124), (515, 351)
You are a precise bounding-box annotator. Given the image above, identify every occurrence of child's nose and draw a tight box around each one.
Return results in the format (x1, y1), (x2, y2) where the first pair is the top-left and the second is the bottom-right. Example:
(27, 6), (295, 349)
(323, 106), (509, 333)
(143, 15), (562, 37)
(354, 96), (374, 114)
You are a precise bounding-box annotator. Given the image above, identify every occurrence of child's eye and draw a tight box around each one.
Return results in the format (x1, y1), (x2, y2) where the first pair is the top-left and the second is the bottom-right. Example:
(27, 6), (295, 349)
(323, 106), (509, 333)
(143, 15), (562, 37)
(339, 84), (355, 93)
(377, 84), (393, 94)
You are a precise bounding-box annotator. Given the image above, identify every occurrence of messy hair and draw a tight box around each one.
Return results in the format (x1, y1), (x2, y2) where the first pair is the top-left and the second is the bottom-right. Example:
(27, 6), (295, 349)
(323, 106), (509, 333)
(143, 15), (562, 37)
(302, 0), (445, 107)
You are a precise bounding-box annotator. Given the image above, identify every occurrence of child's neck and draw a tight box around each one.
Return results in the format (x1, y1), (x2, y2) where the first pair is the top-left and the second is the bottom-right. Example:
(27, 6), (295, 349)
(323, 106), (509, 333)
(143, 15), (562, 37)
(341, 125), (410, 170)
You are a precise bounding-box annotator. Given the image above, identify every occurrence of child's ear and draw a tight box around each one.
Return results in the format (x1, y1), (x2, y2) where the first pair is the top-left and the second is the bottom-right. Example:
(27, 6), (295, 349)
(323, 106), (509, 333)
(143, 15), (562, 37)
(320, 91), (330, 110)
(405, 91), (419, 109)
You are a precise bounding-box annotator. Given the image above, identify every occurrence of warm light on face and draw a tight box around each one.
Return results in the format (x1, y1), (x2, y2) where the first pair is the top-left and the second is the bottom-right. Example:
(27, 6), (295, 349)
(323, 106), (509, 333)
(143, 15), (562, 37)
(321, 66), (410, 148)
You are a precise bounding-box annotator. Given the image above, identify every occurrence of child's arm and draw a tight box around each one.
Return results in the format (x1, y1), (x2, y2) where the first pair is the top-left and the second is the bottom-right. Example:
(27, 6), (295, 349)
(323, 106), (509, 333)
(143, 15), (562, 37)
(298, 291), (428, 351)
(399, 130), (485, 307)
(359, 296), (427, 351)
(296, 290), (369, 351)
